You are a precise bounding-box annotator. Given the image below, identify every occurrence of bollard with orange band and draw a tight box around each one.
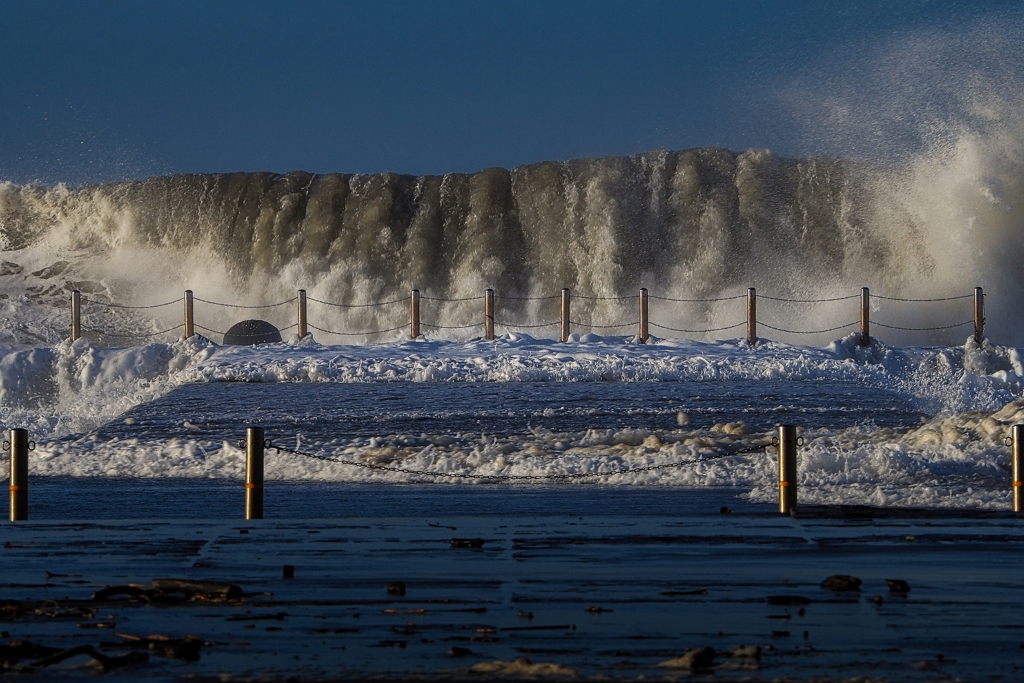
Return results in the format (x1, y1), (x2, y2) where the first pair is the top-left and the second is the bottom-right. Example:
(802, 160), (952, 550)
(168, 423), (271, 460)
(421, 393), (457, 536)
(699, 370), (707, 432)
(243, 427), (265, 520)
(6, 429), (31, 521)
(774, 425), (799, 515)
(1012, 424), (1024, 513)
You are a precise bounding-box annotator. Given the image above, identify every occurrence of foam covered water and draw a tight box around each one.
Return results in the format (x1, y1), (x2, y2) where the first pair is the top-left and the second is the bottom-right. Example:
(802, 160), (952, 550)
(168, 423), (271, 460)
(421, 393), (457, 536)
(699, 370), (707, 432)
(2, 329), (1022, 510)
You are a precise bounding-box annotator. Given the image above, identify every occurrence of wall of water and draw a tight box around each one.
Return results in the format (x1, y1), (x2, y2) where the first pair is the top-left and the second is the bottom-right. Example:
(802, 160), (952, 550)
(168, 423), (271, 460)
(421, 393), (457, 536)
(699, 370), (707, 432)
(1, 139), (1022, 347)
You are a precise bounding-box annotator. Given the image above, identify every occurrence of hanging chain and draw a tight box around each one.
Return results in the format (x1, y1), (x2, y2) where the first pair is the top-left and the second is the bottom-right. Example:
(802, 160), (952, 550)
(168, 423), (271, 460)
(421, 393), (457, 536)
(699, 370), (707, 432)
(268, 441), (769, 481)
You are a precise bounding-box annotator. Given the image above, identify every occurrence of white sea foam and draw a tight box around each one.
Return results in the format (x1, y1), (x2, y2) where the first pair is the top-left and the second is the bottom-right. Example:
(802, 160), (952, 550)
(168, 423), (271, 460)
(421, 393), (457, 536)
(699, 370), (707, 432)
(1, 330), (1023, 509)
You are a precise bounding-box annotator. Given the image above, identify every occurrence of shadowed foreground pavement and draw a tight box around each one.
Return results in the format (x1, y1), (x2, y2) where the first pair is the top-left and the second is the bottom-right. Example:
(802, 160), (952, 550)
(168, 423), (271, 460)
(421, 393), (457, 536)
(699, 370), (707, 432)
(2, 506), (1024, 681)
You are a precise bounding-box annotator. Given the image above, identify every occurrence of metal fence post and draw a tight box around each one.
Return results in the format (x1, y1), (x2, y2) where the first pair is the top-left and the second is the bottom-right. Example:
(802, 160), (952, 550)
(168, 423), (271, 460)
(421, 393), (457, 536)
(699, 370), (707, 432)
(184, 290), (194, 339)
(777, 425), (798, 515)
(1013, 424), (1024, 513)
(297, 289), (307, 339)
(746, 288), (757, 346)
(245, 427), (265, 520)
(7, 429), (29, 521)
(484, 288), (495, 340)
(71, 290), (81, 341)
(860, 287), (870, 347)
(560, 288), (571, 342)
(639, 288), (649, 343)
(974, 287), (985, 345)
(410, 289), (420, 339)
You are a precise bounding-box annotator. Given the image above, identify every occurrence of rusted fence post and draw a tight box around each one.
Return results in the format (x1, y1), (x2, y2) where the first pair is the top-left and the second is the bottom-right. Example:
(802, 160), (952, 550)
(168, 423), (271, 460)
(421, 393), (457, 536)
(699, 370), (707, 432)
(860, 287), (870, 346)
(560, 288), (571, 342)
(297, 289), (307, 339)
(638, 288), (649, 343)
(71, 290), (81, 341)
(746, 288), (757, 346)
(410, 289), (420, 339)
(184, 290), (194, 339)
(484, 288), (495, 340)
(974, 287), (985, 344)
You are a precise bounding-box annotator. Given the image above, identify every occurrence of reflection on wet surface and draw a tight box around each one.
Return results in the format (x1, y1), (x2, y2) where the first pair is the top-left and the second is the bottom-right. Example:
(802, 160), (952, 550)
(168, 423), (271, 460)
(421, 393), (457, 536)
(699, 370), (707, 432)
(2, 513), (1022, 680)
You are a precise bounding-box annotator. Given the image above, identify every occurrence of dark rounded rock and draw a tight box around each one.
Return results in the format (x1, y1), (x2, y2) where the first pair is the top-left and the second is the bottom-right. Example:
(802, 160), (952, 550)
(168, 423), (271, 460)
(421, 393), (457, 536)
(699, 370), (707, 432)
(223, 319), (283, 345)
(387, 581), (406, 596)
(886, 578), (911, 593)
(820, 574), (862, 591)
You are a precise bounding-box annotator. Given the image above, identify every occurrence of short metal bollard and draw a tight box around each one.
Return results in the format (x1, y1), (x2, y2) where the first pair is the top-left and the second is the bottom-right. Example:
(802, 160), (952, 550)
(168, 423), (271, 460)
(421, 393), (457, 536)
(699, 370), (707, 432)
(1012, 424), (1024, 513)
(6, 429), (32, 521)
(243, 427), (265, 520)
(774, 425), (799, 515)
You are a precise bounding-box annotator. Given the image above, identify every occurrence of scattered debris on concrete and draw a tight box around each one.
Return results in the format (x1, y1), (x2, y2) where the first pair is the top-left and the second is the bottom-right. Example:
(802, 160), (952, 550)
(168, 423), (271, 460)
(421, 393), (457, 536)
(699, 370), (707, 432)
(93, 579), (242, 603)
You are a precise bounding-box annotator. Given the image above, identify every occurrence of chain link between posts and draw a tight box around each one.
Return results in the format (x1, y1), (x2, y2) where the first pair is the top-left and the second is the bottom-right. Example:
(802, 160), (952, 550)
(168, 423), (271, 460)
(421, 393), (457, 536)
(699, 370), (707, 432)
(759, 321), (858, 335)
(85, 297), (181, 310)
(194, 297), (297, 309)
(873, 320), (973, 331)
(265, 441), (770, 481)
(307, 296), (407, 308)
(77, 289), (980, 341)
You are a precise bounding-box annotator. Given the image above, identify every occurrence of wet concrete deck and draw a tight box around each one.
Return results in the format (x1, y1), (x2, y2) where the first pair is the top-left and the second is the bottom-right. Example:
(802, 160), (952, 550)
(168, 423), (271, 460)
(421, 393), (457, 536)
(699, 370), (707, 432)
(3, 509), (1024, 680)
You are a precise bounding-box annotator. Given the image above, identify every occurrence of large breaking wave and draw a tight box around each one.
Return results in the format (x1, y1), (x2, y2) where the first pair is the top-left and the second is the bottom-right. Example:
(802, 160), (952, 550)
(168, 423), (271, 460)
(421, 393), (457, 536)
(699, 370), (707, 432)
(2, 137), (1023, 349)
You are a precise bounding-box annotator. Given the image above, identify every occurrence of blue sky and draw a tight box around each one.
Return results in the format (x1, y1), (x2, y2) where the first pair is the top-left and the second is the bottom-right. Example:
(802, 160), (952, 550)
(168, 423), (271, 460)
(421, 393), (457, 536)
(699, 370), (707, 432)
(0, 0), (1019, 185)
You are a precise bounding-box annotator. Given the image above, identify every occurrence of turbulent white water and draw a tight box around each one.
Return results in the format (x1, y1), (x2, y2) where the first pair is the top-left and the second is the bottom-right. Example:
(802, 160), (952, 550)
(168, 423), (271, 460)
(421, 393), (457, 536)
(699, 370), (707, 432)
(1, 326), (1022, 510)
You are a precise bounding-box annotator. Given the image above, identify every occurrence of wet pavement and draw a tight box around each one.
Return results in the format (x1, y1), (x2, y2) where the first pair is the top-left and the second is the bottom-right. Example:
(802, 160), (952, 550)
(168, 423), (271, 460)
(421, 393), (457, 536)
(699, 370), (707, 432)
(3, 505), (1024, 680)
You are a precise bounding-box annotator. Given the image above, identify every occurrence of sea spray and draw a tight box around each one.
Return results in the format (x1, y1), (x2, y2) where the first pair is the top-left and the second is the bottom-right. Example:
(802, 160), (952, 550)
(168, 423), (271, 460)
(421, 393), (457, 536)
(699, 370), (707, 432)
(2, 142), (1020, 348)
